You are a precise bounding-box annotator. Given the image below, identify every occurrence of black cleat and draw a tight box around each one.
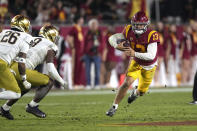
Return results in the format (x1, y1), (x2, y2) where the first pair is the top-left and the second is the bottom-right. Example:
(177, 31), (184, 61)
(189, 101), (197, 105)
(0, 107), (14, 120)
(128, 87), (138, 104)
(26, 104), (46, 118)
(106, 106), (117, 117)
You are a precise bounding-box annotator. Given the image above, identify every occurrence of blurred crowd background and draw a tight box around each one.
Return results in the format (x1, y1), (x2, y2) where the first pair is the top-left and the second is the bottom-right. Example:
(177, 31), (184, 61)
(0, 0), (197, 90)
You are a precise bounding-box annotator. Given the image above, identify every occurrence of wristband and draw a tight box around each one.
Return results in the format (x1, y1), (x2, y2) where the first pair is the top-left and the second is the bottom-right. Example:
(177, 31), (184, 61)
(18, 58), (26, 64)
(21, 75), (27, 82)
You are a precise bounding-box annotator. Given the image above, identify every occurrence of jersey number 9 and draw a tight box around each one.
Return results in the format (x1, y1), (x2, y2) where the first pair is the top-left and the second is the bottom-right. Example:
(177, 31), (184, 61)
(1, 31), (20, 44)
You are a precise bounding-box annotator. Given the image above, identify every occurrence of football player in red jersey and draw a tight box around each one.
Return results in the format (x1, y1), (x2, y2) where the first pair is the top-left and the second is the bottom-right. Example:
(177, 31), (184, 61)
(106, 11), (160, 117)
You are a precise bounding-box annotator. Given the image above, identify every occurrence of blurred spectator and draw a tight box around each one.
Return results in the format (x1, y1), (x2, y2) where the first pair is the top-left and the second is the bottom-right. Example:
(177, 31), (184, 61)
(0, 0), (8, 23)
(35, 5), (50, 25)
(67, 15), (86, 88)
(101, 25), (119, 88)
(56, 33), (73, 90)
(153, 22), (167, 87)
(190, 20), (197, 85)
(83, 19), (104, 89)
(166, 24), (178, 87)
(67, 5), (78, 23)
(56, 1), (66, 22)
(179, 26), (192, 85)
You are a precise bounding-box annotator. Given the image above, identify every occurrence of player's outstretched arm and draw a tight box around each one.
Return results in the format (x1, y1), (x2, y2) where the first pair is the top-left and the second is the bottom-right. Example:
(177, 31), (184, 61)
(46, 50), (68, 89)
(18, 52), (31, 89)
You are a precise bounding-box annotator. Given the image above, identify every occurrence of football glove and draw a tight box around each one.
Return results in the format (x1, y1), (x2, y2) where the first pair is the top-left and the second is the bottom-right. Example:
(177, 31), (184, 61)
(23, 80), (31, 89)
(61, 81), (68, 89)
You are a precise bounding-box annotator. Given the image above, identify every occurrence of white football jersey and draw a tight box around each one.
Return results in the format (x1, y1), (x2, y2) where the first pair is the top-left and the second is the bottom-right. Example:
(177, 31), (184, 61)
(0, 29), (33, 64)
(26, 37), (58, 70)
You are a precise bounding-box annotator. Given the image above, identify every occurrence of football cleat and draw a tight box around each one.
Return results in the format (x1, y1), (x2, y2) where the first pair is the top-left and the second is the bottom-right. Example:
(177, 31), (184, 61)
(39, 24), (59, 44)
(26, 104), (46, 118)
(128, 86), (138, 104)
(0, 107), (14, 120)
(106, 106), (117, 117)
(189, 101), (197, 105)
(11, 15), (31, 33)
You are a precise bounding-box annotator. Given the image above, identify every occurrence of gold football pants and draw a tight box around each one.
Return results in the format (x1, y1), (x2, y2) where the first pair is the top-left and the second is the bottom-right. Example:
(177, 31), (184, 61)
(0, 59), (21, 93)
(10, 62), (50, 91)
(127, 60), (156, 93)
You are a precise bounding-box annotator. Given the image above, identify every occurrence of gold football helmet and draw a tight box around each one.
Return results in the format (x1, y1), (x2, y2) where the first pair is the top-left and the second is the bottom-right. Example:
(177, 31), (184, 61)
(39, 24), (59, 44)
(11, 15), (31, 33)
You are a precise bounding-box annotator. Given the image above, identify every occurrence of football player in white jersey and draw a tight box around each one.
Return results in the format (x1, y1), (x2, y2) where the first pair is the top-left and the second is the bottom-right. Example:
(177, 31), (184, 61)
(0, 15), (33, 100)
(0, 24), (67, 120)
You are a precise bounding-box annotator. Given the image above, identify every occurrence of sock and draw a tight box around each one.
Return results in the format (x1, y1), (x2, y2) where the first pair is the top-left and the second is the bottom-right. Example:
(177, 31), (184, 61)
(2, 104), (11, 111)
(0, 91), (21, 100)
(29, 100), (39, 107)
(113, 104), (118, 109)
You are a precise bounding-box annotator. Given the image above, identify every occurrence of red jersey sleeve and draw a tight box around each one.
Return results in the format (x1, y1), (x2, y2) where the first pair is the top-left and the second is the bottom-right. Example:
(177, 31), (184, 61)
(148, 31), (160, 44)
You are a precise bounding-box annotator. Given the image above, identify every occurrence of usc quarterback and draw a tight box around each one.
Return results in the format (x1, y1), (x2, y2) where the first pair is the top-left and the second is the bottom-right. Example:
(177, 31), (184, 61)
(106, 11), (160, 117)
(0, 15), (33, 100)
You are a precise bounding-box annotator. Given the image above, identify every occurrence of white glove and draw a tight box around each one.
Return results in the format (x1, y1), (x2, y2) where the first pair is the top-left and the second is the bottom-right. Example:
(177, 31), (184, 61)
(61, 81), (68, 89)
(22, 80), (31, 89)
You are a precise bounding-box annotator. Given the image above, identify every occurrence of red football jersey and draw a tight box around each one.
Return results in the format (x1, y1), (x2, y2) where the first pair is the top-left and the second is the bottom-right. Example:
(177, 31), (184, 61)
(168, 33), (177, 59)
(180, 32), (191, 59)
(68, 24), (85, 55)
(157, 32), (165, 57)
(122, 25), (160, 66)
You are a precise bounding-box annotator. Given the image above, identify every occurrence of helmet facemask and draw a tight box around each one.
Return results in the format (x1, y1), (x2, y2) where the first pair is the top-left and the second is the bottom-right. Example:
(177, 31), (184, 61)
(131, 21), (150, 35)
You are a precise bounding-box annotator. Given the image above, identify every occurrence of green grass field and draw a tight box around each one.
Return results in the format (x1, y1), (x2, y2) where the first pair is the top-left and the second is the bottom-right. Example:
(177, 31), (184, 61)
(1, 88), (197, 131)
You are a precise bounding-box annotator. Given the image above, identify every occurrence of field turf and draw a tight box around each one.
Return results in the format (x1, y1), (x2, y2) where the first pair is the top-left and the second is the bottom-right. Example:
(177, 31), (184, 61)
(1, 87), (197, 131)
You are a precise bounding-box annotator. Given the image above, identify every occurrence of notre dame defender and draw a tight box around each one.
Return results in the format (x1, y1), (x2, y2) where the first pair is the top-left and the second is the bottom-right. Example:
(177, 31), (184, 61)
(0, 24), (67, 120)
(0, 15), (33, 100)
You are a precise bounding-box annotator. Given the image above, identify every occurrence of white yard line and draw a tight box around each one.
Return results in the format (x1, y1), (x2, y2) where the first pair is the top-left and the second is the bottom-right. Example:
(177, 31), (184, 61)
(23, 87), (192, 97)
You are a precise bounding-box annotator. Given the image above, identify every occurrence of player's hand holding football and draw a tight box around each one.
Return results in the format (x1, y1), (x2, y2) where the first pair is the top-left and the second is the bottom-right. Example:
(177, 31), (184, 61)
(116, 41), (130, 51)
(124, 47), (135, 57)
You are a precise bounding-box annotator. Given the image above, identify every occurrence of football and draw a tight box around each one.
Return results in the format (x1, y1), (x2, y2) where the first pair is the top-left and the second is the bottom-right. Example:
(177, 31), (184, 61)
(117, 39), (130, 47)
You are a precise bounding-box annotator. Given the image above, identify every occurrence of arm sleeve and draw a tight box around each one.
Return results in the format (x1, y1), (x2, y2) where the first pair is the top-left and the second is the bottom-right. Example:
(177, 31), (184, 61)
(134, 42), (157, 60)
(46, 63), (65, 85)
(108, 33), (125, 48)
(20, 42), (29, 54)
(24, 34), (34, 46)
(50, 44), (58, 53)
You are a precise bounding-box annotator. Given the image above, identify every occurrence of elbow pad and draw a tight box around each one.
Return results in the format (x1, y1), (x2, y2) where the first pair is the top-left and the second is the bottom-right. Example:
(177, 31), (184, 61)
(108, 33), (125, 48)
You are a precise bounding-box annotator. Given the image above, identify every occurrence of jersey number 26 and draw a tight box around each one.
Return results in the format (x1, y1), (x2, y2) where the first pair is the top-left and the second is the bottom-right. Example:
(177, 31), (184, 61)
(0, 31), (20, 44)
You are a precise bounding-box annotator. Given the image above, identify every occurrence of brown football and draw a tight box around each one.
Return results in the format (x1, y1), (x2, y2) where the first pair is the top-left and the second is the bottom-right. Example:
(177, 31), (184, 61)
(117, 39), (130, 47)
